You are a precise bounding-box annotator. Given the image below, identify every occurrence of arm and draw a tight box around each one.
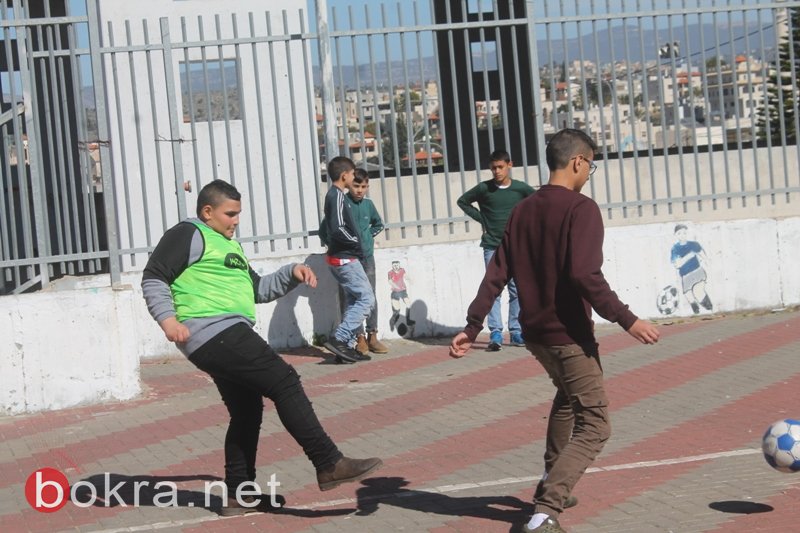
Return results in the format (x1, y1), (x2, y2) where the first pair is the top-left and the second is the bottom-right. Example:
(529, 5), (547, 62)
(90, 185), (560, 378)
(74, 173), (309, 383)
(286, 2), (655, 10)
(694, 242), (709, 265)
(518, 180), (536, 197)
(318, 216), (329, 247)
(456, 184), (485, 225)
(568, 201), (637, 330)
(251, 263), (317, 304)
(325, 189), (361, 250)
(569, 201), (658, 344)
(451, 240), (512, 357)
(369, 201), (384, 238)
(141, 222), (199, 342)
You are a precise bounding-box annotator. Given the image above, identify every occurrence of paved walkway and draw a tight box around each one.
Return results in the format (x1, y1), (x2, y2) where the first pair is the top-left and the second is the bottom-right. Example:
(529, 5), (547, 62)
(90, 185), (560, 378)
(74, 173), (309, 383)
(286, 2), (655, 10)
(2, 309), (799, 532)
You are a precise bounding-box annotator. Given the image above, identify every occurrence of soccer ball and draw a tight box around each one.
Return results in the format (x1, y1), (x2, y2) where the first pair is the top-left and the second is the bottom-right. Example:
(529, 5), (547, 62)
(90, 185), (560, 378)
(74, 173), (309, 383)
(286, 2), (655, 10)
(656, 285), (680, 315)
(762, 419), (800, 473)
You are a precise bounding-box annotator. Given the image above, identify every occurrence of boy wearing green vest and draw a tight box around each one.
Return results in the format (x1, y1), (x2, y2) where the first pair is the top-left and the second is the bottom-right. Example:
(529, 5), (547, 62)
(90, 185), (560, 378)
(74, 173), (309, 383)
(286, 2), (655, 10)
(142, 180), (382, 516)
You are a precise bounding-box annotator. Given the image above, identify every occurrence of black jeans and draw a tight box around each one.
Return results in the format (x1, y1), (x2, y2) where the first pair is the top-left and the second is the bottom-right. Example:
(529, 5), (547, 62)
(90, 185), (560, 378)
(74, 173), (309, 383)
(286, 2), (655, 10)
(189, 323), (342, 492)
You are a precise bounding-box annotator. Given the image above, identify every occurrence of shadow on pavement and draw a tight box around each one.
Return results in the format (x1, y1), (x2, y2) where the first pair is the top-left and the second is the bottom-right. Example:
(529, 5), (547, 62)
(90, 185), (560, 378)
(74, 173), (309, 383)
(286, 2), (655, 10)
(354, 476), (533, 528)
(73, 473), (353, 517)
(709, 500), (774, 514)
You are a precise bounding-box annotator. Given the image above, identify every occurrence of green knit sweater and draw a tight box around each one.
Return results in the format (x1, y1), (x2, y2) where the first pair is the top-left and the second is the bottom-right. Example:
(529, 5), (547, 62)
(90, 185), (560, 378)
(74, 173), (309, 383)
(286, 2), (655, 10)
(457, 179), (535, 249)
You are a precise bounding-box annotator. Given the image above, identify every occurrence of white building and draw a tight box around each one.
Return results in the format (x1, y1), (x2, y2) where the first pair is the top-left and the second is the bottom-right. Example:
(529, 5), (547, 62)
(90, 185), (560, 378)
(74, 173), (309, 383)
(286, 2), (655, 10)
(98, 0), (319, 264)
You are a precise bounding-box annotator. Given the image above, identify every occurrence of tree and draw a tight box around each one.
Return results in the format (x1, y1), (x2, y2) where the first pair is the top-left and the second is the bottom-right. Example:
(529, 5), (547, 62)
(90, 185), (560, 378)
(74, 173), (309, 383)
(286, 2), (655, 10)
(705, 56), (728, 71)
(381, 116), (409, 169)
(394, 90), (422, 110)
(756, 6), (800, 144)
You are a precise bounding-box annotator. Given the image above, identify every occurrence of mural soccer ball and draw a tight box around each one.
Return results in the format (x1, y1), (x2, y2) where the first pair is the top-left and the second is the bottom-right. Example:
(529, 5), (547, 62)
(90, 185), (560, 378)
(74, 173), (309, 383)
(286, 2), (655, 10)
(656, 285), (680, 315)
(762, 419), (800, 473)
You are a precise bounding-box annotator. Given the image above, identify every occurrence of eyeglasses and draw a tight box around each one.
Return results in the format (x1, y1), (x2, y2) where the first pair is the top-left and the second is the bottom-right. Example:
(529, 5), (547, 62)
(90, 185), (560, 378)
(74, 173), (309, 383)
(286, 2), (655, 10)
(570, 156), (597, 175)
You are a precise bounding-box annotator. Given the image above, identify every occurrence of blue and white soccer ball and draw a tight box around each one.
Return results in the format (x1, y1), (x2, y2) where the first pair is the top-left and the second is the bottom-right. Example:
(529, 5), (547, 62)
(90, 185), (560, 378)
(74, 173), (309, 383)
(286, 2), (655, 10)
(762, 419), (800, 473)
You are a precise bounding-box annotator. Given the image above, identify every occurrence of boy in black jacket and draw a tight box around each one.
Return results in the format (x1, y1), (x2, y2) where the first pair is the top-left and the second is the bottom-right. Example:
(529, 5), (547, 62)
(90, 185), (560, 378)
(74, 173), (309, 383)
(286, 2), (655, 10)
(322, 157), (375, 363)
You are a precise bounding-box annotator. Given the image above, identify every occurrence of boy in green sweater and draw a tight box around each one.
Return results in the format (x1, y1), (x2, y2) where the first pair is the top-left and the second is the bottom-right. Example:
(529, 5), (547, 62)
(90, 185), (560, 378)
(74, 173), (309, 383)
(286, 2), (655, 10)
(457, 149), (534, 351)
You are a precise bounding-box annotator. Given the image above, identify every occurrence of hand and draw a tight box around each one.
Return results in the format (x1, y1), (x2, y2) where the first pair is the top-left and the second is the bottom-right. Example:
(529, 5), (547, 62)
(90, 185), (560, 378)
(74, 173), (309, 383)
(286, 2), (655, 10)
(292, 264), (317, 288)
(449, 331), (473, 358)
(160, 316), (190, 343)
(626, 319), (660, 345)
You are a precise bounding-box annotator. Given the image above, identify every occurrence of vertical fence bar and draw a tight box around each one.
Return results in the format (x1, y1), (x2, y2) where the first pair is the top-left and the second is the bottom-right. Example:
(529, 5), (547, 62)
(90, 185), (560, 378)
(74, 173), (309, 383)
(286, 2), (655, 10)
(107, 23), (137, 261)
(214, 15), (237, 187)
(88, 0), (121, 286)
(283, 9), (309, 249)
(524, 0), (546, 183)
(316, 0), (338, 161)
(266, 11), (293, 248)
(509, 0), (529, 183)
(233, 12), (261, 253)
(197, 18), (219, 182)
(130, 21), (153, 249)
(249, 12), (276, 251)
(142, 21), (169, 235)
(16, 1), (50, 287)
(159, 17), (188, 221)
(39, 24), (66, 272)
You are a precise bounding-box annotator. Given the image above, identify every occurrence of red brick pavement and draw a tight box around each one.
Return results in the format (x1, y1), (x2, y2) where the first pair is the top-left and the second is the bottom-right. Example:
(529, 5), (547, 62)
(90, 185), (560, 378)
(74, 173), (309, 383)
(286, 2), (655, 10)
(1, 311), (799, 533)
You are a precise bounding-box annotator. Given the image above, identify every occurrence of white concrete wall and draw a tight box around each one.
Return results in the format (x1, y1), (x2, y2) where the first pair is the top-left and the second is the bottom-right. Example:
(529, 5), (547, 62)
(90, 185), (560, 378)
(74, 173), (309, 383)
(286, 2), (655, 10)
(0, 287), (141, 415)
(5, 215), (799, 414)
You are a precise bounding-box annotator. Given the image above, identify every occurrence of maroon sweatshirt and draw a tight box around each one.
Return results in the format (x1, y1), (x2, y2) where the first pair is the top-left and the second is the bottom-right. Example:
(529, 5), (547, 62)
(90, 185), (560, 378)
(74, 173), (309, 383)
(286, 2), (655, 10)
(464, 184), (637, 346)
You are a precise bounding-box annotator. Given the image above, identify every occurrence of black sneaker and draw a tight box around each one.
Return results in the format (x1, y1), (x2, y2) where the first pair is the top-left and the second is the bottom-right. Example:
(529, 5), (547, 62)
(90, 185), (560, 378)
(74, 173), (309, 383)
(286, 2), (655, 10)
(324, 340), (363, 363)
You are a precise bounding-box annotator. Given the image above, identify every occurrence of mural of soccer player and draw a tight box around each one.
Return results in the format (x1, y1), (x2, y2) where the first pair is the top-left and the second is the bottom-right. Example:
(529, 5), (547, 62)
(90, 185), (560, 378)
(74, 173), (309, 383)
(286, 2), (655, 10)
(388, 260), (414, 334)
(670, 224), (713, 314)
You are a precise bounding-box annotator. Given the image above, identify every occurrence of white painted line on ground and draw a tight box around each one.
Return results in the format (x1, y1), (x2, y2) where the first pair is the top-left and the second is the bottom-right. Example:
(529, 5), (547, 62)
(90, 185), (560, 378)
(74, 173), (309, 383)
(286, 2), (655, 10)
(87, 447), (761, 533)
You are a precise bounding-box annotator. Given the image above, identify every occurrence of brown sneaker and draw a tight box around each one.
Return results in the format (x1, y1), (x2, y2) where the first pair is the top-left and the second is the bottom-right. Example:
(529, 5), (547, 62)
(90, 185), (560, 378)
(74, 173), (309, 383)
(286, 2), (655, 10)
(355, 333), (369, 356)
(217, 493), (286, 516)
(316, 456), (383, 491)
(367, 332), (389, 354)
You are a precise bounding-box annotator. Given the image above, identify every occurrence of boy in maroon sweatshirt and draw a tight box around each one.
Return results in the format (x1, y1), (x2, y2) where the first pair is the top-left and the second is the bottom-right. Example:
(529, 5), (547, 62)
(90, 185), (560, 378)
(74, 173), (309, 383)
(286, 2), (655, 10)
(449, 128), (659, 533)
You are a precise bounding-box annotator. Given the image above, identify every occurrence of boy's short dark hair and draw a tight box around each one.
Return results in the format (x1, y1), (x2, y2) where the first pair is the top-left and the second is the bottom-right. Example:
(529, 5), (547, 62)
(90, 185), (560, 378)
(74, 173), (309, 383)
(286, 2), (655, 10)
(196, 179), (241, 217)
(545, 128), (598, 171)
(674, 224), (688, 233)
(327, 156), (356, 183)
(489, 149), (511, 164)
(353, 168), (369, 183)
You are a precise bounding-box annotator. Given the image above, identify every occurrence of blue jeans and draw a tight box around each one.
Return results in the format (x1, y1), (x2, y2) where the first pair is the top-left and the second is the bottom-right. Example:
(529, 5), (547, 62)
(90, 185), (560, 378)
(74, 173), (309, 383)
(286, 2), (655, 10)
(483, 247), (520, 334)
(330, 259), (375, 346)
(337, 255), (378, 334)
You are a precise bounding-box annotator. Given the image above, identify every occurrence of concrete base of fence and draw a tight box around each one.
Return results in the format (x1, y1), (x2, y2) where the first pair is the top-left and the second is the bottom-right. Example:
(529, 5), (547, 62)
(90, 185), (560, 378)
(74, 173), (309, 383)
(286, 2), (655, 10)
(2, 215), (799, 414)
(0, 286), (141, 415)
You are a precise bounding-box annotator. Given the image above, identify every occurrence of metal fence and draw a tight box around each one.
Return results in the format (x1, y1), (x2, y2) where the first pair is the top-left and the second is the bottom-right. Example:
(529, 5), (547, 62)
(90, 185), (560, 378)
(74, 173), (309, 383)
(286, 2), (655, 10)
(1, 0), (798, 294)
